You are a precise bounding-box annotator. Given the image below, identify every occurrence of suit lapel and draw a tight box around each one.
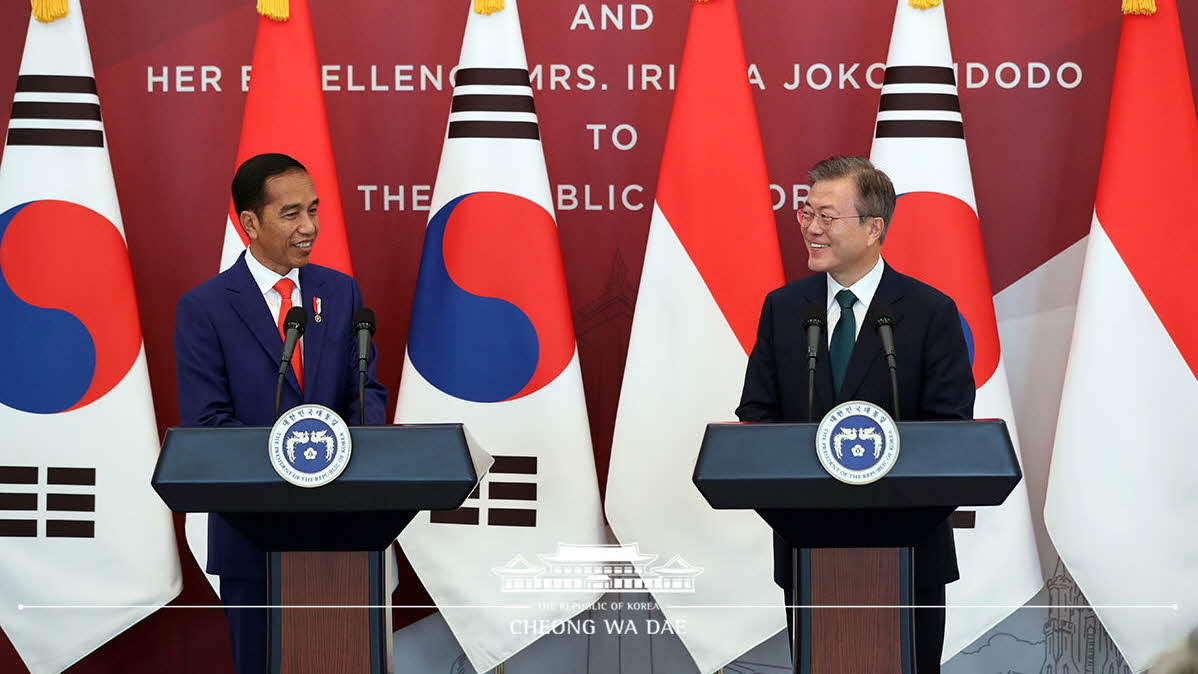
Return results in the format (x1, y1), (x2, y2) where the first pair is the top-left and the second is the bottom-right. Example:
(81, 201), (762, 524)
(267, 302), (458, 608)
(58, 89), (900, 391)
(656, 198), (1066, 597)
(838, 264), (905, 402)
(298, 266), (327, 401)
(226, 253), (302, 396)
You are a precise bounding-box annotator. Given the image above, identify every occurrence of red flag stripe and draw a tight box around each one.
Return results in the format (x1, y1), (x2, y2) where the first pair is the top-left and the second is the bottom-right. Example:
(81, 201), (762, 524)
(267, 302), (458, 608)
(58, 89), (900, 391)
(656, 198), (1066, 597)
(228, 0), (352, 275)
(654, 0), (784, 355)
(1094, 0), (1198, 378)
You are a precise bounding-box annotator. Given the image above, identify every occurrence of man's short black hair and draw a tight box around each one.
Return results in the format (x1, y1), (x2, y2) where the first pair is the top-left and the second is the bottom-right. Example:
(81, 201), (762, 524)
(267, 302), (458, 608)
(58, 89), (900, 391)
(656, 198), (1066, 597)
(231, 153), (308, 216)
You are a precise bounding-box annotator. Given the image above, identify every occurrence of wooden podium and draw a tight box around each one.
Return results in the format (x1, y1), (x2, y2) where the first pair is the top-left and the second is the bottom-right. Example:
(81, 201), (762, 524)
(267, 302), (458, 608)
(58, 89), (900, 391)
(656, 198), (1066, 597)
(152, 424), (480, 674)
(693, 420), (1021, 674)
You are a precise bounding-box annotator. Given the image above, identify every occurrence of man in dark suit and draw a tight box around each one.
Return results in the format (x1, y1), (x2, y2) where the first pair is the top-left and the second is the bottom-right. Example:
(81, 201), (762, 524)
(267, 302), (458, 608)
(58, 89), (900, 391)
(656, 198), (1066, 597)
(174, 153), (388, 674)
(737, 156), (974, 673)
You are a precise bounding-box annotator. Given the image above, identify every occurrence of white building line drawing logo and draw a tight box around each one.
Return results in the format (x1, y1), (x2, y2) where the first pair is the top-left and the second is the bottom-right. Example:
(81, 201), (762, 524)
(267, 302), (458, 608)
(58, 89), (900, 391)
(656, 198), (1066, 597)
(493, 543), (703, 594)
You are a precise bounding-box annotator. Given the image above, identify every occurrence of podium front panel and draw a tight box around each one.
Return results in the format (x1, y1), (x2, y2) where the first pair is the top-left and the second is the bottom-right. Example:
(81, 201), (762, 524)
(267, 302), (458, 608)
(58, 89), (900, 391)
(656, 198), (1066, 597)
(694, 420), (1020, 510)
(154, 424), (477, 513)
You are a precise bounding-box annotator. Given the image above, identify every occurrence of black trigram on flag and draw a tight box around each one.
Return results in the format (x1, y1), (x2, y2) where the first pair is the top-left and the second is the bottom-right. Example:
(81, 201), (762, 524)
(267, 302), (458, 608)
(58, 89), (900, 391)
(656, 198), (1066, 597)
(447, 68), (539, 140)
(431, 455), (537, 527)
(875, 66), (965, 140)
(0, 465), (96, 538)
(7, 74), (105, 148)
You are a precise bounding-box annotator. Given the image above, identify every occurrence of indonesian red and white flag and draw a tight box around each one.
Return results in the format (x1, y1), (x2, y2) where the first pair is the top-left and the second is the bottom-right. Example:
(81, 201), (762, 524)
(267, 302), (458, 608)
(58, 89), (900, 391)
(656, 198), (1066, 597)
(216, 0), (351, 274)
(186, 0), (356, 592)
(395, 1), (605, 670)
(0, 2), (181, 671)
(868, 0), (1043, 661)
(1045, 0), (1198, 668)
(604, 1), (787, 671)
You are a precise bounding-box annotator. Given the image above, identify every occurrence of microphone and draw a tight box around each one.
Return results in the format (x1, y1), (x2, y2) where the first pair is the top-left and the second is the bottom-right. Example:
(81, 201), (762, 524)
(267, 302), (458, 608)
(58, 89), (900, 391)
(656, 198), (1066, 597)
(274, 306), (308, 420)
(802, 305), (825, 423)
(803, 306), (825, 372)
(873, 305), (901, 420)
(279, 307), (308, 375)
(353, 308), (377, 425)
(354, 308), (376, 374)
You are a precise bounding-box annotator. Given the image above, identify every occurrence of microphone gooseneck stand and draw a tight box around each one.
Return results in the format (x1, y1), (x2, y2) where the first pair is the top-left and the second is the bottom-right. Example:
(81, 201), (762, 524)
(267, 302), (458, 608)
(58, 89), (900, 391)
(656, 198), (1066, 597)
(797, 306), (825, 674)
(353, 308), (377, 426)
(874, 308), (901, 421)
(274, 306), (308, 421)
(803, 308), (825, 425)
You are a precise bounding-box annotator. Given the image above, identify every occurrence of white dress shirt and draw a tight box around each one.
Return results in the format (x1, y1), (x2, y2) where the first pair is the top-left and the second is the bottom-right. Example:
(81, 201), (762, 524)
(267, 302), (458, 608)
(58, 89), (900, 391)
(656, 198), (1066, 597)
(825, 256), (884, 346)
(243, 249), (303, 357)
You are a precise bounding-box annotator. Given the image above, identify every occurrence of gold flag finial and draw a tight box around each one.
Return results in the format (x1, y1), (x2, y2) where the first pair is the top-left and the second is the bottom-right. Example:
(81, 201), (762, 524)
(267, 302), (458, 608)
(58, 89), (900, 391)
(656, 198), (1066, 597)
(31, 0), (68, 22)
(257, 0), (289, 21)
(1122, 0), (1156, 15)
(908, 0), (942, 9)
(474, 0), (505, 14)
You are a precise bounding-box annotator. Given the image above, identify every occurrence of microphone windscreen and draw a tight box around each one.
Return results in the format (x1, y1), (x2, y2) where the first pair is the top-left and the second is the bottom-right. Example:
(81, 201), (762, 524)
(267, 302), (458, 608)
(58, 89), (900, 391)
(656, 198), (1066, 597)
(353, 307), (377, 334)
(803, 304), (826, 328)
(283, 306), (309, 337)
(873, 304), (895, 328)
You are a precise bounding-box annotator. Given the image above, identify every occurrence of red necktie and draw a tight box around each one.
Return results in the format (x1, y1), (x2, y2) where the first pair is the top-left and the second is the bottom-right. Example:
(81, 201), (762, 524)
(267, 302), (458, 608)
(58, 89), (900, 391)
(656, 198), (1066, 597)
(273, 278), (303, 391)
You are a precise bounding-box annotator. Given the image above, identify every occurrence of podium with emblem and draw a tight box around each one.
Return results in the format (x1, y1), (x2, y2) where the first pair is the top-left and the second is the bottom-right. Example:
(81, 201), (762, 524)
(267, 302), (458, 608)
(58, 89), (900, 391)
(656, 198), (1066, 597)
(152, 418), (482, 674)
(693, 406), (1021, 674)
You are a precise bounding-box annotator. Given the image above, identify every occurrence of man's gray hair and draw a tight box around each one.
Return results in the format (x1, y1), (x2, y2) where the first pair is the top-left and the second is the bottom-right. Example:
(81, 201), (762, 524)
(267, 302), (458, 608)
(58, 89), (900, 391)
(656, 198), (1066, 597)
(808, 156), (897, 241)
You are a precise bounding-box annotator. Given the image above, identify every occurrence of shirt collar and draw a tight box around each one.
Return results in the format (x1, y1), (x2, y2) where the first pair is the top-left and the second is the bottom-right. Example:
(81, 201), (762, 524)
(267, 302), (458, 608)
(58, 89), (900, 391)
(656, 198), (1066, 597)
(826, 256), (884, 311)
(243, 248), (301, 297)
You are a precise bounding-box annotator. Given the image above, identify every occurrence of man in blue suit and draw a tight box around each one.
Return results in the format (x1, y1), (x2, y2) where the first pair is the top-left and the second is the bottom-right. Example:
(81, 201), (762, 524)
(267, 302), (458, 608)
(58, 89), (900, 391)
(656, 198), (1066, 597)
(737, 157), (975, 673)
(174, 153), (388, 674)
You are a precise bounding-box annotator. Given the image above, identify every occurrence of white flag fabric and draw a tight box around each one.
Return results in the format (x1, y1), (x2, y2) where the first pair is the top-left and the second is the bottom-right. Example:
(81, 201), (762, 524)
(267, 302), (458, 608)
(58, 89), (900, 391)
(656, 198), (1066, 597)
(868, 0), (1043, 660)
(395, 2), (605, 671)
(605, 1), (787, 672)
(0, 3), (181, 672)
(1045, 0), (1198, 668)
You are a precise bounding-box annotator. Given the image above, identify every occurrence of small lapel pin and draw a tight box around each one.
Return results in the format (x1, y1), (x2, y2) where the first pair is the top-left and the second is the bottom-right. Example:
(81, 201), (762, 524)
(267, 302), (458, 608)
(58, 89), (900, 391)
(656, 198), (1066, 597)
(313, 297), (322, 323)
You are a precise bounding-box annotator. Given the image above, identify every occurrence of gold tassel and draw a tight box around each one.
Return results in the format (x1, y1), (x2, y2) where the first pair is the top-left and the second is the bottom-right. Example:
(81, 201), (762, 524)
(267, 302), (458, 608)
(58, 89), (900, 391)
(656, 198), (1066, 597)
(1122, 0), (1156, 15)
(31, 0), (68, 22)
(473, 0), (505, 15)
(257, 0), (289, 22)
(908, 0), (942, 9)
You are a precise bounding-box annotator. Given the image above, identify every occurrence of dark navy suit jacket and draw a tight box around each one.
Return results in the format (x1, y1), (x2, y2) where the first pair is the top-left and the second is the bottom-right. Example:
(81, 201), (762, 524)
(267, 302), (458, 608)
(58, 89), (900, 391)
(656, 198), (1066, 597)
(174, 252), (388, 579)
(736, 263), (975, 588)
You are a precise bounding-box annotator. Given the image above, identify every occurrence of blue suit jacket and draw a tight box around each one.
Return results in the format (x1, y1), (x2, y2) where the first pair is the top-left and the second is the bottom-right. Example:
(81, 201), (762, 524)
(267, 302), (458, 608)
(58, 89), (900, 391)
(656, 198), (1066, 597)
(174, 252), (388, 578)
(736, 263), (975, 588)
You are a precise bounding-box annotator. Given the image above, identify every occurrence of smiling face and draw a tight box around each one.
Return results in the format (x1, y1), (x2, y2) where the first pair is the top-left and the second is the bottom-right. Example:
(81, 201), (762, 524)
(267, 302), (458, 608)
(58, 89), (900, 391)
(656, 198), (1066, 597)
(240, 169), (319, 275)
(802, 176), (884, 287)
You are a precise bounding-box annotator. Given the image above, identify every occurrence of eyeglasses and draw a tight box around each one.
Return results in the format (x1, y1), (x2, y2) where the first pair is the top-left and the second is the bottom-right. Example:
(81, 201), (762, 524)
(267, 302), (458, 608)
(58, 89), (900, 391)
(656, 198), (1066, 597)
(797, 208), (871, 228)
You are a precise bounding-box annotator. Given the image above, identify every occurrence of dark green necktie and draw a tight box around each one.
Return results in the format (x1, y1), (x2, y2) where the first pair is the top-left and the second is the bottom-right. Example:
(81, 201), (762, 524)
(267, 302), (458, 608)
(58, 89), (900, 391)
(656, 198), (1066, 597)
(830, 289), (858, 394)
